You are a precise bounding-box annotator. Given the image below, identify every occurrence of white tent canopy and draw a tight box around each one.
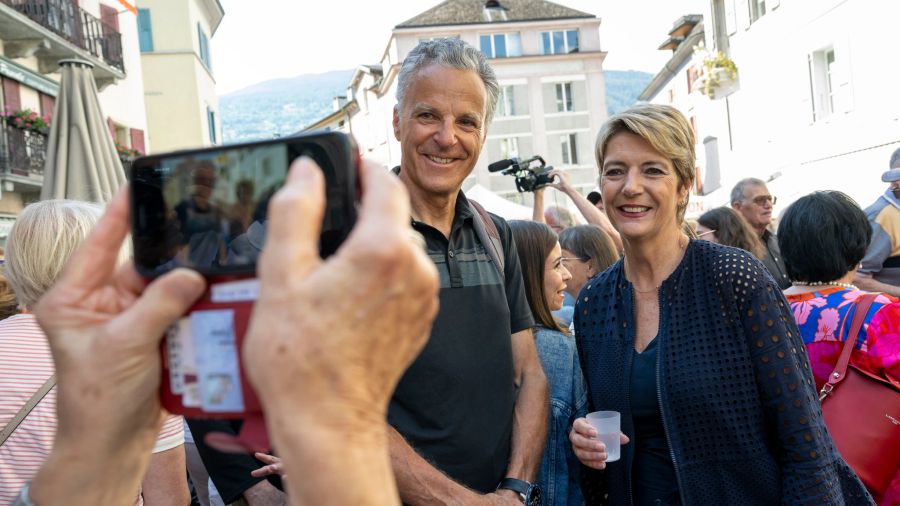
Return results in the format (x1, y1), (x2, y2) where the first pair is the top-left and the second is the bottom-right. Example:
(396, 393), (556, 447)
(464, 184), (532, 220)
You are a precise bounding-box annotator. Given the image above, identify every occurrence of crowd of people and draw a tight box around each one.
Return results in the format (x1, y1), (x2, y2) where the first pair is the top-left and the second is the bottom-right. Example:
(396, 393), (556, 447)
(0, 37), (898, 506)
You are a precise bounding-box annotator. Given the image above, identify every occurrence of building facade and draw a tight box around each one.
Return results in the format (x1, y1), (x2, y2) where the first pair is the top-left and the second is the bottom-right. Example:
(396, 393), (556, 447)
(308, 0), (609, 206)
(641, 0), (900, 216)
(137, 0), (223, 152)
(0, 0), (148, 239)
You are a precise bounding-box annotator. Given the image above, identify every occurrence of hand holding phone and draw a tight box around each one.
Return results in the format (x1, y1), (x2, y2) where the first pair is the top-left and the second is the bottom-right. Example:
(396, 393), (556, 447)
(130, 132), (358, 420)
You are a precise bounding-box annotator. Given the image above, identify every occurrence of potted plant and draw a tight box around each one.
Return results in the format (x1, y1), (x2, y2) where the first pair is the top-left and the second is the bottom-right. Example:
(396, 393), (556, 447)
(692, 46), (739, 99)
(3, 108), (51, 134)
(115, 141), (141, 159)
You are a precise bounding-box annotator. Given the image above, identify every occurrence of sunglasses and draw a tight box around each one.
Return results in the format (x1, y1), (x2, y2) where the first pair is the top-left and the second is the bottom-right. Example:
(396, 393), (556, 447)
(561, 256), (590, 265)
(697, 229), (716, 238)
(749, 195), (777, 206)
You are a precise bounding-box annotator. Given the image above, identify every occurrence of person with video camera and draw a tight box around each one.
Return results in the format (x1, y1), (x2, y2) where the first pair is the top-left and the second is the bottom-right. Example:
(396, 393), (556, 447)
(12, 157), (440, 506)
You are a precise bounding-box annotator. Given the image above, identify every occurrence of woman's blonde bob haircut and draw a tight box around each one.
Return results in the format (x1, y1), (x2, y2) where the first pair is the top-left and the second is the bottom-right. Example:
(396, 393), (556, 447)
(595, 103), (696, 222)
(5, 199), (128, 308)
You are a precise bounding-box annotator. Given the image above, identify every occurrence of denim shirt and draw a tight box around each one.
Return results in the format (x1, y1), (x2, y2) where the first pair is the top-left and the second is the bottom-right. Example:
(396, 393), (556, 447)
(534, 325), (588, 505)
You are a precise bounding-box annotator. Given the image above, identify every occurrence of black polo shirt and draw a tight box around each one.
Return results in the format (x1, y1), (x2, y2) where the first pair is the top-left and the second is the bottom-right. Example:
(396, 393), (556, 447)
(387, 190), (534, 493)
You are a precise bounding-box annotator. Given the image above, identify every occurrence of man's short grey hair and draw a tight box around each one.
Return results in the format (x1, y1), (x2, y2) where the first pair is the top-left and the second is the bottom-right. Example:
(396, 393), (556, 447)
(4, 199), (129, 308)
(730, 177), (767, 205)
(395, 38), (500, 127)
(890, 147), (900, 169)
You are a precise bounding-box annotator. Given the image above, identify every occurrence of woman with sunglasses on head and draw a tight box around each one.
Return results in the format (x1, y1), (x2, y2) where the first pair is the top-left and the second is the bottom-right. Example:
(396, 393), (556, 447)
(695, 206), (765, 259)
(568, 104), (872, 505)
(509, 220), (587, 505)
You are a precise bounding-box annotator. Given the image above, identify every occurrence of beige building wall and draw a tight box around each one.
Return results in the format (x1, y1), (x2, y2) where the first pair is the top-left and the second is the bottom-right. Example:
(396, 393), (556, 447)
(142, 53), (203, 150)
(138, 0), (222, 153)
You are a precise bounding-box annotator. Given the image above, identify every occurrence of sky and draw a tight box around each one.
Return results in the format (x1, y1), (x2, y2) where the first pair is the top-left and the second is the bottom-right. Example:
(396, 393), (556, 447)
(213, 0), (705, 96)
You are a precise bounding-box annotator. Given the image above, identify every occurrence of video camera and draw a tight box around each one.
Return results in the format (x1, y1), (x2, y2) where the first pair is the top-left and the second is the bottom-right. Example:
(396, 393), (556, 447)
(488, 155), (555, 193)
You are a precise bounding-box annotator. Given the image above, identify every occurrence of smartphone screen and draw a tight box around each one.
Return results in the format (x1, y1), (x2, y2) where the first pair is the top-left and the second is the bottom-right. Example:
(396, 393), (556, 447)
(131, 132), (357, 277)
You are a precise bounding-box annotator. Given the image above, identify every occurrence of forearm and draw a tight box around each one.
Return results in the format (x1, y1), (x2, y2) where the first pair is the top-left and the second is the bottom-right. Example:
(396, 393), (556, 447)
(31, 432), (157, 505)
(853, 272), (900, 297)
(505, 360), (549, 481)
(388, 426), (480, 505)
(561, 187), (622, 251)
(268, 408), (399, 505)
(532, 191), (546, 223)
(142, 445), (190, 505)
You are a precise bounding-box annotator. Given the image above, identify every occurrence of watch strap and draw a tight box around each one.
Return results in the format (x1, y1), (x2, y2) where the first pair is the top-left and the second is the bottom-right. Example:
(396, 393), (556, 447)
(498, 477), (530, 496)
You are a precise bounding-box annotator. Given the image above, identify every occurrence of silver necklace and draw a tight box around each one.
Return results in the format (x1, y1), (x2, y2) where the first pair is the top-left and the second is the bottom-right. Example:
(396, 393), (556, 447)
(793, 281), (859, 291)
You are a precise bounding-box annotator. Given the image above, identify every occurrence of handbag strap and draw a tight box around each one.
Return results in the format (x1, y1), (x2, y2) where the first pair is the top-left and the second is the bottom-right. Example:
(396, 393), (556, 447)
(0, 374), (56, 446)
(820, 293), (877, 400)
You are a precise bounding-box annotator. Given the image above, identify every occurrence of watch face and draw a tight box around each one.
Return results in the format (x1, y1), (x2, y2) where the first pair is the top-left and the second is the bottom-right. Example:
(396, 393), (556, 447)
(526, 485), (541, 506)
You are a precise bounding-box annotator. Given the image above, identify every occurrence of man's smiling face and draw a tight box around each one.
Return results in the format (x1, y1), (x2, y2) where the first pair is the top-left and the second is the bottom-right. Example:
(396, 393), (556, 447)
(393, 64), (487, 199)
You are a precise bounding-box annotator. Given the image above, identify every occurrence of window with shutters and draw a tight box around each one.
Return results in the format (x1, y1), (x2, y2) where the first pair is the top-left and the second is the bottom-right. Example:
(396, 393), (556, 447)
(137, 9), (153, 52)
(198, 24), (212, 71)
(807, 46), (849, 122)
(207, 107), (217, 145)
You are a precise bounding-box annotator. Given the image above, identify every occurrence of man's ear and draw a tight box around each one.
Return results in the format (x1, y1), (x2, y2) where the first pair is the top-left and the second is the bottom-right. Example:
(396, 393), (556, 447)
(392, 105), (401, 141)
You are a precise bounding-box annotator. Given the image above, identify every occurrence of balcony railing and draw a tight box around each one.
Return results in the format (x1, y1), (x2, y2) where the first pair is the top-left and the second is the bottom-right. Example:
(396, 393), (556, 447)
(0, 122), (47, 181)
(1, 0), (124, 72)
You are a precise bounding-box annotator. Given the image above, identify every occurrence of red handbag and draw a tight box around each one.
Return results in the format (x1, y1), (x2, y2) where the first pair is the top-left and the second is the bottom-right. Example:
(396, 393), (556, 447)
(819, 293), (900, 504)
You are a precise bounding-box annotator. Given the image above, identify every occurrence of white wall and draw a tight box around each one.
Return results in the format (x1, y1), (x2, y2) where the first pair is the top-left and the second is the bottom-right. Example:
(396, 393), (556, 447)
(696, 0), (900, 211)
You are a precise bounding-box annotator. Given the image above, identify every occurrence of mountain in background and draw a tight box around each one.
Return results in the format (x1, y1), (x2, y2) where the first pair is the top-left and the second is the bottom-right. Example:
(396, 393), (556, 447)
(220, 69), (653, 144)
(604, 70), (653, 115)
(220, 69), (354, 144)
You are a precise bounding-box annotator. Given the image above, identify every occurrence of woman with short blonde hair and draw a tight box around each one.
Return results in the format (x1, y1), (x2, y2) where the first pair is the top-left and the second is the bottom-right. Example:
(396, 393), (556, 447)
(570, 104), (871, 505)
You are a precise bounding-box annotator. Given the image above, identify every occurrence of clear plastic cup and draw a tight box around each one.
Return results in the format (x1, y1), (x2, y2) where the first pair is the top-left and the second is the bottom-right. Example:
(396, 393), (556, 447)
(586, 410), (621, 462)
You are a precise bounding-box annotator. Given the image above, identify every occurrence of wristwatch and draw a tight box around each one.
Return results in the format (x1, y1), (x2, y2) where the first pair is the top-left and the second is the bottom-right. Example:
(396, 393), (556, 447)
(497, 477), (541, 505)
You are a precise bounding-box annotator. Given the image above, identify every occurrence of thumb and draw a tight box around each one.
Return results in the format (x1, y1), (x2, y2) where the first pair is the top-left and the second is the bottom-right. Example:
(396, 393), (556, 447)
(113, 268), (206, 344)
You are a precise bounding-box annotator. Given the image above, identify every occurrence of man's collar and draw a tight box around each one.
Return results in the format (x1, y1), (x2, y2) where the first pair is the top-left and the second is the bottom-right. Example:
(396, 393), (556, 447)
(881, 188), (900, 210)
(391, 165), (472, 223)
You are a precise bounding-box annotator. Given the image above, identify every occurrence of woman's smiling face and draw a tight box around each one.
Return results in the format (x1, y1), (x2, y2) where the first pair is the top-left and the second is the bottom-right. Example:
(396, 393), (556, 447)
(600, 132), (688, 243)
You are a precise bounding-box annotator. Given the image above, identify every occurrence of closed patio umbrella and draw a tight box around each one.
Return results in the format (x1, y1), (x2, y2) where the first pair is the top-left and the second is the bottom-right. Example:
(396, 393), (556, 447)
(41, 59), (125, 203)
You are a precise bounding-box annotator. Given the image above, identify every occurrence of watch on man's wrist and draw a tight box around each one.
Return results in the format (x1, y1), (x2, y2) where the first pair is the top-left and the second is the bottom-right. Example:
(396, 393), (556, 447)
(497, 477), (541, 506)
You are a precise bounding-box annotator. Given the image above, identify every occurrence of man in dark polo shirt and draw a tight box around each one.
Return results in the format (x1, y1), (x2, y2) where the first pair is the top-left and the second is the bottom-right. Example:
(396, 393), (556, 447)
(388, 38), (549, 504)
(731, 177), (792, 289)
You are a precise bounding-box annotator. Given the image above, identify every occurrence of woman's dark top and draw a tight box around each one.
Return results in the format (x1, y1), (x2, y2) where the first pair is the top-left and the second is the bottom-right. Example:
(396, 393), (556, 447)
(574, 239), (874, 505)
(631, 337), (679, 506)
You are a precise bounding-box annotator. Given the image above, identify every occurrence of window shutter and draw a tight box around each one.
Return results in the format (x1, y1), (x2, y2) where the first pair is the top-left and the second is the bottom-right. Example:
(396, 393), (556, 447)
(39, 93), (55, 119)
(1, 78), (22, 111)
(832, 40), (853, 114)
(137, 9), (153, 51)
(130, 128), (145, 154)
(736, 0), (750, 31)
(725, 0), (737, 35)
(100, 4), (119, 32)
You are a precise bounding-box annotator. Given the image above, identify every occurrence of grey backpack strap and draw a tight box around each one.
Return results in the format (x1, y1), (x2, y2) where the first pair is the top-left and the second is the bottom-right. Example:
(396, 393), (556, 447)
(468, 199), (505, 276)
(0, 374), (56, 446)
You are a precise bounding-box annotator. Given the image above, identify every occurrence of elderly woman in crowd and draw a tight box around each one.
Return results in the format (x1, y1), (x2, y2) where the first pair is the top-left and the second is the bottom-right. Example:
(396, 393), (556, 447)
(780, 191), (900, 505)
(695, 206), (765, 259)
(568, 104), (872, 505)
(0, 200), (189, 505)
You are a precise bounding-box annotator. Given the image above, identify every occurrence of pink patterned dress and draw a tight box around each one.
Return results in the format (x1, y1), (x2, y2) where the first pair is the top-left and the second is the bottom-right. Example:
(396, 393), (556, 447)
(786, 287), (900, 506)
